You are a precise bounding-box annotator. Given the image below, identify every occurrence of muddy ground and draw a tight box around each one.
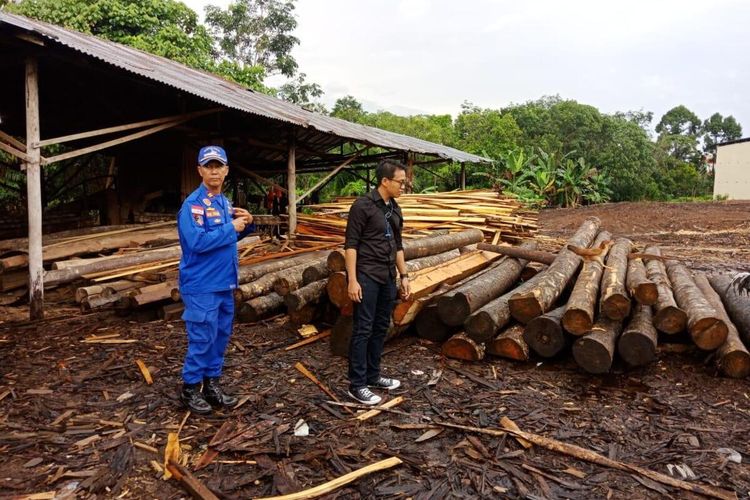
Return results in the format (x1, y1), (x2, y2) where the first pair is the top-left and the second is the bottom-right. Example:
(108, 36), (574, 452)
(0, 200), (749, 499)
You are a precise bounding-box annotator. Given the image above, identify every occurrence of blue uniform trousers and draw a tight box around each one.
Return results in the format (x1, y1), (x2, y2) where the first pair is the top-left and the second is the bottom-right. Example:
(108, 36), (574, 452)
(181, 291), (235, 384)
(348, 272), (397, 390)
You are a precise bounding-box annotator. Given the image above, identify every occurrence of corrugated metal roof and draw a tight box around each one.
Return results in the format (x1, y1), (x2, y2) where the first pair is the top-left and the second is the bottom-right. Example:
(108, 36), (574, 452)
(0, 12), (491, 164)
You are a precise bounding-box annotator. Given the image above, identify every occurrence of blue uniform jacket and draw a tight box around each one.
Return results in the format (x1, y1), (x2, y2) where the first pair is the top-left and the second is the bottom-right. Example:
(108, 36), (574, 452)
(177, 184), (255, 295)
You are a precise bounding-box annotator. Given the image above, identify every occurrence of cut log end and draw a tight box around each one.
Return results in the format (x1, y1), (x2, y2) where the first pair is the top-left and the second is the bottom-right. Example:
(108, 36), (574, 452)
(561, 308), (593, 336)
(601, 295), (631, 321)
(437, 294), (471, 327)
(653, 306), (688, 334)
(634, 283), (659, 305)
(617, 330), (657, 367)
(508, 294), (543, 324)
(441, 333), (485, 361)
(572, 337), (614, 374)
(718, 351), (750, 379)
(524, 319), (566, 358)
(689, 317), (728, 351)
(464, 311), (497, 343)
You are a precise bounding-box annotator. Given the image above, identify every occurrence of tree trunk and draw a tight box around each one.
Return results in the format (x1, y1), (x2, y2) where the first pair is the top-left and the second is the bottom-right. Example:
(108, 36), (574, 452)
(600, 238), (632, 321)
(486, 324), (529, 361)
(562, 231), (613, 335)
(666, 261), (727, 350)
(273, 267), (307, 297)
(285, 279), (327, 312)
(521, 262), (547, 281)
(415, 303), (457, 343)
(237, 292), (285, 323)
(406, 249), (461, 272)
(437, 243), (535, 326)
(240, 250), (325, 284)
(644, 245), (687, 334)
(288, 303), (320, 327)
(326, 271), (351, 311)
(403, 229), (484, 260)
(441, 332), (485, 361)
(302, 260), (331, 286)
(694, 274), (749, 378)
(523, 305), (567, 358)
(626, 256), (658, 305)
(130, 281), (176, 308)
(0, 271), (27, 291)
(508, 217), (601, 324)
(102, 280), (139, 298)
(617, 304), (658, 367)
(572, 316), (623, 374)
(465, 271), (547, 343)
(236, 260), (318, 303)
(708, 274), (750, 346)
(477, 242), (556, 265)
(75, 284), (106, 303)
(2, 227), (179, 272)
(159, 302), (185, 321)
(392, 250), (501, 325)
(326, 249), (346, 273)
(81, 293), (121, 312)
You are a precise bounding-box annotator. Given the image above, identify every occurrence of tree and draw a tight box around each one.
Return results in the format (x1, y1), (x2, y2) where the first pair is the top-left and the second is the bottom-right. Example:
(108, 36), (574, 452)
(656, 105), (701, 136)
(205, 0), (299, 78)
(331, 95), (367, 123)
(277, 73), (324, 111)
(702, 113), (742, 153)
(454, 102), (522, 159)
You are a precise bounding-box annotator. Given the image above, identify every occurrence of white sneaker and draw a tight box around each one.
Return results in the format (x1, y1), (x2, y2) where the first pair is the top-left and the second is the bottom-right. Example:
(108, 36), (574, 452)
(348, 387), (382, 405)
(368, 376), (401, 390)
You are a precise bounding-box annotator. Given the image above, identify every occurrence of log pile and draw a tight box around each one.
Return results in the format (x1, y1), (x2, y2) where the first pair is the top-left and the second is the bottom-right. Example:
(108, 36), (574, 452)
(298, 189), (538, 244)
(352, 217), (749, 380)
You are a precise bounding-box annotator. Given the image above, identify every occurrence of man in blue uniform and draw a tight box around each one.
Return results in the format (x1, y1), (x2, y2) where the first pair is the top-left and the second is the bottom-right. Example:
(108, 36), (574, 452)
(177, 145), (255, 414)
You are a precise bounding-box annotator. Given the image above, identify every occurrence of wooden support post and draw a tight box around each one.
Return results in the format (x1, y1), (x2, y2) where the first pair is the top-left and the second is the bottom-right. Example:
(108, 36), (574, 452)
(460, 162), (466, 190)
(25, 57), (44, 320)
(287, 135), (297, 236)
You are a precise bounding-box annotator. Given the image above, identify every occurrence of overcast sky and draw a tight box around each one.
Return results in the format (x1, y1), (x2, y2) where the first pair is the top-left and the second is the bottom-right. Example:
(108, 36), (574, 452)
(183, 0), (750, 134)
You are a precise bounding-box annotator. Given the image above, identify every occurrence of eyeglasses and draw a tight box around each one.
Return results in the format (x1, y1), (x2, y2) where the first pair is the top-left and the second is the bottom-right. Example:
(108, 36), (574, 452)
(388, 178), (407, 187)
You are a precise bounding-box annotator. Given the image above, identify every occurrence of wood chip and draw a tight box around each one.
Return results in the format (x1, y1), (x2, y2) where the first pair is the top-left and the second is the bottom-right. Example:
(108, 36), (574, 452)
(135, 359), (153, 384)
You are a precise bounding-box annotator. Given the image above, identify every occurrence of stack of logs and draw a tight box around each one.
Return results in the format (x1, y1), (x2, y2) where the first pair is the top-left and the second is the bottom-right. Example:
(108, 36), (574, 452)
(367, 216), (748, 379)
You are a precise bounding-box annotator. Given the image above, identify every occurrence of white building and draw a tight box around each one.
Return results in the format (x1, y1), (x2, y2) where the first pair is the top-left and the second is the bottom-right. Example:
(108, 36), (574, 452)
(714, 138), (750, 200)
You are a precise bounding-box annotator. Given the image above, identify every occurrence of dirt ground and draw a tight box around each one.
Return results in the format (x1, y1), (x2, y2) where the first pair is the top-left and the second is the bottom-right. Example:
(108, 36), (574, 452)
(1, 201), (749, 499)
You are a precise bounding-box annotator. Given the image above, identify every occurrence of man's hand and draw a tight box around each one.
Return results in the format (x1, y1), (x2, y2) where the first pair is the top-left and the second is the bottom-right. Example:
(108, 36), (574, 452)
(233, 207), (253, 225)
(399, 276), (411, 300)
(348, 279), (363, 303)
(232, 218), (247, 232)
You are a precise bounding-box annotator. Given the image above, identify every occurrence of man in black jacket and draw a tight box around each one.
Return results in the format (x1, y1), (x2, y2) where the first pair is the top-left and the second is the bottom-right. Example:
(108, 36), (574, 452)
(344, 159), (411, 405)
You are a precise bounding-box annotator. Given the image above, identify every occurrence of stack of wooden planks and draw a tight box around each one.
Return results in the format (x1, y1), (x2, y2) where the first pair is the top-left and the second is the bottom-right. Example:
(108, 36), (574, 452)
(297, 189), (538, 244)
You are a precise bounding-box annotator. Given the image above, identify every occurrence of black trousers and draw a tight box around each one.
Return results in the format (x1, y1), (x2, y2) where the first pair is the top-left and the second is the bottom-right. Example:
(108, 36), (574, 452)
(348, 272), (397, 390)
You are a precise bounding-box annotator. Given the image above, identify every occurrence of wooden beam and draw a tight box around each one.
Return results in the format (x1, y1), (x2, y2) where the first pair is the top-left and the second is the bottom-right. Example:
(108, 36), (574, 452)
(25, 57), (44, 320)
(232, 165), (287, 193)
(287, 134), (297, 236)
(0, 140), (31, 163)
(0, 129), (27, 152)
(41, 117), (190, 166)
(460, 162), (466, 190)
(37, 108), (220, 148)
(296, 151), (363, 204)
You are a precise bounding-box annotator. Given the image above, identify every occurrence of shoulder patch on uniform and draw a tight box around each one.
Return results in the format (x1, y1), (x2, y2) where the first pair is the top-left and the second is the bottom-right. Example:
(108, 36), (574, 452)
(191, 205), (204, 215)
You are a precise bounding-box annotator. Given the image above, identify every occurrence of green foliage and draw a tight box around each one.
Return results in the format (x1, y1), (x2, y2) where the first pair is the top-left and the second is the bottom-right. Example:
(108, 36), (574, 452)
(656, 105), (701, 136)
(276, 73), (324, 111)
(205, 0), (299, 78)
(331, 95), (367, 122)
(702, 112), (742, 153)
(454, 102), (522, 158)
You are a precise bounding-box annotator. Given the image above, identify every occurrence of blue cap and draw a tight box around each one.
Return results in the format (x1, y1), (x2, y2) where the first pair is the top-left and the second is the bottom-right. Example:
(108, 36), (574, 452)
(198, 145), (228, 166)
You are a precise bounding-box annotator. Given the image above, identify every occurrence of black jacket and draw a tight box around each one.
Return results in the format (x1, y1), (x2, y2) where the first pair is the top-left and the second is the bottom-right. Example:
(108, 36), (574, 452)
(344, 189), (404, 284)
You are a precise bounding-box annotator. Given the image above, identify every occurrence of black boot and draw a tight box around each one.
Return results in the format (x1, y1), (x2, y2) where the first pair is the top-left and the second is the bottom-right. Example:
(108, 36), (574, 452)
(202, 377), (238, 408)
(179, 383), (212, 414)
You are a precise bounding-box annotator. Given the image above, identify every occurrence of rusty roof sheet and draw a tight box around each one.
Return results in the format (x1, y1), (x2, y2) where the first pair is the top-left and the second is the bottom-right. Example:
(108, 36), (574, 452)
(1, 12), (490, 164)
